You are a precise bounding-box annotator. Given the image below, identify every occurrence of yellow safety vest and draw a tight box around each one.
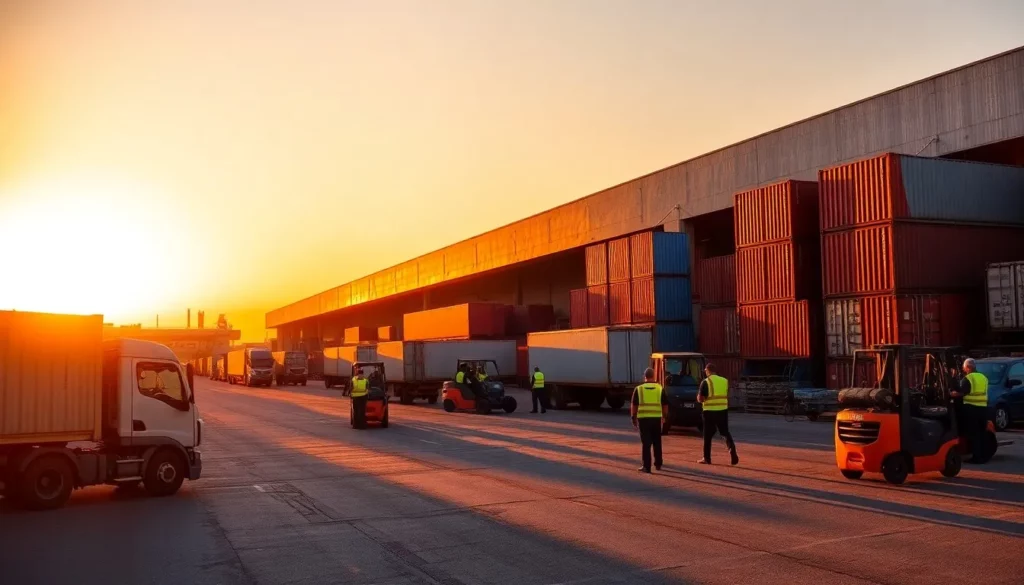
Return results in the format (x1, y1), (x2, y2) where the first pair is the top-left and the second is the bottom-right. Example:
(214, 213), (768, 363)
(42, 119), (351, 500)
(477, 373), (488, 382)
(455, 371), (465, 384)
(635, 383), (664, 418)
(703, 375), (729, 411)
(964, 372), (988, 407)
(351, 378), (368, 398)
(532, 371), (545, 389)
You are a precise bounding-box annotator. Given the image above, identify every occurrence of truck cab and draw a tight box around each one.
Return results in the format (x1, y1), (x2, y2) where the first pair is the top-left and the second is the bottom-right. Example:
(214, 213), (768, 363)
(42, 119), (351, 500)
(650, 352), (706, 433)
(273, 350), (309, 386)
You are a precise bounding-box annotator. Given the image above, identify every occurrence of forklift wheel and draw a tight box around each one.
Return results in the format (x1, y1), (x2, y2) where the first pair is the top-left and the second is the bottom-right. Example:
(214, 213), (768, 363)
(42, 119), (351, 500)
(941, 448), (962, 478)
(840, 469), (863, 480)
(882, 453), (909, 485)
(443, 399), (456, 413)
(977, 431), (998, 464)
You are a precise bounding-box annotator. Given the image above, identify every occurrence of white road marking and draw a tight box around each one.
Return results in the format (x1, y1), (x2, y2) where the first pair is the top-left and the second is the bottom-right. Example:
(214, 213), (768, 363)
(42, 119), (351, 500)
(253, 484), (265, 492)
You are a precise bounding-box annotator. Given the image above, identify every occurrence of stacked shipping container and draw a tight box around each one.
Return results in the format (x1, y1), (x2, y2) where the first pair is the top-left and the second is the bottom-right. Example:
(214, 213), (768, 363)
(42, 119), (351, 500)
(695, 253), (739, 377)
(819, 154), (1024, 389)
(573, 231), (694, 352)
(734, 180), (823, 363)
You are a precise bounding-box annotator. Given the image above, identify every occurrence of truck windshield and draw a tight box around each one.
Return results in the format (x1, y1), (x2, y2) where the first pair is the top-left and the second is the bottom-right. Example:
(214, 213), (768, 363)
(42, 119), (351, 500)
(976, 362), (1007, 385)
(284, 352), (306, 366)
(250, 351), (273, 367)
(664, 357), (702, 386)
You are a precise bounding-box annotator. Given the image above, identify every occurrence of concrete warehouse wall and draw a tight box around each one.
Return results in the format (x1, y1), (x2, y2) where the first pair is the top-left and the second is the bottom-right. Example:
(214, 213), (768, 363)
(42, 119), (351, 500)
(268, 46), (1024, 330)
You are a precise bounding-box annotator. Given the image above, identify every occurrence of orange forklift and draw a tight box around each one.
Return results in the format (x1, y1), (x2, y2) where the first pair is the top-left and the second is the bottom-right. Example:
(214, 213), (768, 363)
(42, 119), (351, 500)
(350, 361), (389, 429)
(835, 344), (996, 484)
(441, 359), (517, 414)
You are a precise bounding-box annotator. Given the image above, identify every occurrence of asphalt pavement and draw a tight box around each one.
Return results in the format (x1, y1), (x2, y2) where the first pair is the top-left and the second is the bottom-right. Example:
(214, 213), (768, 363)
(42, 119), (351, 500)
(2, 379), (1022, 585)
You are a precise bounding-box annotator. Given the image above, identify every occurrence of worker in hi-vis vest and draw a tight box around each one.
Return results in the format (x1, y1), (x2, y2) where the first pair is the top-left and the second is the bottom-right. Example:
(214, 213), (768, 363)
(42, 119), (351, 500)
(350, 368), (369, 429)
(531, 367), (547, 414)
(631, 368), (668, 473)
(697, 363), (739, 466)
(952, 358), (989, 463)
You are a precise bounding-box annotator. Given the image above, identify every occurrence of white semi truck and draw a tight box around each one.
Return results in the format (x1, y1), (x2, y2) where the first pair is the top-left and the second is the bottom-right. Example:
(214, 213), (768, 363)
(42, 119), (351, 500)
(0, 311), (203, 510)
(377, 339), (517, 404)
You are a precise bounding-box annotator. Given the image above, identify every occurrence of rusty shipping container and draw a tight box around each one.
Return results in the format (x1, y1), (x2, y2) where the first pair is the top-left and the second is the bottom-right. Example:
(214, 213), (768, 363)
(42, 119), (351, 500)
(607, 237), (631, 283)
(698, 307), (739, 355)
(739, 301), (815, 358)
(403, 303), (507, 341)
(737, 240), (820, 305)
(630, 231), (690, 279)
(704, 356), (743, 383)
(343, 326), (377, 346)
(734, 180), (819, 247)
(585, 243), (608, 286)
(822, 222), (1024, 297)
(608, 281), (632, 325)
(694, 254), (736, 306)
(630, 276), (693, 323)
(819, 153), (1024, 232)
(824, 293), (972, 358)
(587, 284), (610, 327)
(570, 288), (588, 328)
(1, 311), (104, 445)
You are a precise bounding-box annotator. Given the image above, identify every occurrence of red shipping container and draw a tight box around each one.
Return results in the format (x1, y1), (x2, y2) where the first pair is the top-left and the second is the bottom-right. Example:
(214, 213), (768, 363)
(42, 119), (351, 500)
(506, 305), (556, 335)
(587, 285), (609, 327)
(826, 356), (924, 391)
(821, 222), (1024, 296)
(403, 303), (506, 341)
(737, 241), (820, 305)
(570, 288), (588, 328)
(824, 293), (972, 357)
(739, 301), (814, 358)
(704, 356), (744, 383)
(609, 281), (632, 324)
(608, 237), (631, 283)
(698, 307), (739, 355)
(585, 243), (608, 286)
(735, 180), (819, 247)
(694, 254), (736, 306)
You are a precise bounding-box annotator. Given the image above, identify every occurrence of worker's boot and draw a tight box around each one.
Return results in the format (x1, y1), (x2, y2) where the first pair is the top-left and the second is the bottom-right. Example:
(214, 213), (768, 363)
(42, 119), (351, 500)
(730, 450), (739, 466)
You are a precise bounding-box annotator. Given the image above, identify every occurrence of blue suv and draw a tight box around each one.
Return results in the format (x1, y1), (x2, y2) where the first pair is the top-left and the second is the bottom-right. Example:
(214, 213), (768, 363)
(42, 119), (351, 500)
(975, 357), (1024, 431)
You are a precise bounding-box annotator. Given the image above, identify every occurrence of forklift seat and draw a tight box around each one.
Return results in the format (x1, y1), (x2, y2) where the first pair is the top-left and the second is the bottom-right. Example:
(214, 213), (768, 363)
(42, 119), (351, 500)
(916, 406), (949, 420)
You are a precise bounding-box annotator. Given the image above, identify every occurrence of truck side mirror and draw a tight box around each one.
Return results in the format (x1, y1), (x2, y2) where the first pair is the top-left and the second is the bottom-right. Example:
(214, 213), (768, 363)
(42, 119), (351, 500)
(186, 363), (196, 403)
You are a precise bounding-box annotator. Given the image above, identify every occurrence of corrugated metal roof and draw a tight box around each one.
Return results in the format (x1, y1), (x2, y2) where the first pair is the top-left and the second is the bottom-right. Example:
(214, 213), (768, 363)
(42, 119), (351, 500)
(268, 46), (1024, 328)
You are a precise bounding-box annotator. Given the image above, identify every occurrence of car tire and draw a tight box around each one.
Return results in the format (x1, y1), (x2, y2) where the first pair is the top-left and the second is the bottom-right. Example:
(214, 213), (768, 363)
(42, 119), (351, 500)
(840, 469), (863, 480)
(143, 449), (186, 497)
(20, 455), (75, 510)
(994, 405), (1010, 432)
(882, 453), (909, 485)
(941, 448), (962, 478)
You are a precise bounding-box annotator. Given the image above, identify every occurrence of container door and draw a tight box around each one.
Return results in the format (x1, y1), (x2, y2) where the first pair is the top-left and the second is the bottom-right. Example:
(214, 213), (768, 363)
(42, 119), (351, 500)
(608, 330), (631, 384)
(627, 329), (653, 384)
(987, 264), (1017, 329)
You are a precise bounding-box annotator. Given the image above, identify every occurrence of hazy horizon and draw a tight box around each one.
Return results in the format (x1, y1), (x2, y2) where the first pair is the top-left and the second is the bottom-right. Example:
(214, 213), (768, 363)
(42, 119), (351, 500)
(2, 1), (1023, 341)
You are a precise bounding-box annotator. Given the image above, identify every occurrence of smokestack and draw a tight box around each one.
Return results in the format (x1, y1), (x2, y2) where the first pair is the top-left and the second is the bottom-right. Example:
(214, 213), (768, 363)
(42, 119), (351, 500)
(187, 309), (191, 329)
(198, 311), (205, 329)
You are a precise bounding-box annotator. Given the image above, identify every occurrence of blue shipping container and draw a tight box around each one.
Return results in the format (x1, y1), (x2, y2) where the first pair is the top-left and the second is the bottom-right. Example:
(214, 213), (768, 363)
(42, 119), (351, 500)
(630, 231), (690, 278)
(631, 276), (693, 322)
(651, 322), (696, 353)
(899, 155), (1024, 224)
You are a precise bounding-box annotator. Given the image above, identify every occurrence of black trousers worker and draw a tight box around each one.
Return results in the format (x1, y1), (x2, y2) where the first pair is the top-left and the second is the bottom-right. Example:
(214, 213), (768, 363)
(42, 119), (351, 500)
(964, 404), (989, 462)
(531, 387), (547, 413)
(701, 409), (738, 464)
(638, 418), (663, 471)
(352, 396), (367, 429)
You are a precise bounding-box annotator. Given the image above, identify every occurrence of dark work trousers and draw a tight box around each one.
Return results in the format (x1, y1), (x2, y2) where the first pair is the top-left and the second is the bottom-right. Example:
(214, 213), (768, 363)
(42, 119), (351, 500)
(638, 417), (663, 470)
(352, 396), (367, 429)
(965, 405), (988, 463)
(702, 409), (737, 462)
(531, 387), (547, 412)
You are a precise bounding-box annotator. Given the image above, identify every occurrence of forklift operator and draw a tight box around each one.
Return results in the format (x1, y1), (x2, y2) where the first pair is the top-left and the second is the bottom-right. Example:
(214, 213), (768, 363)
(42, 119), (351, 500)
(951, 358), (989, 463)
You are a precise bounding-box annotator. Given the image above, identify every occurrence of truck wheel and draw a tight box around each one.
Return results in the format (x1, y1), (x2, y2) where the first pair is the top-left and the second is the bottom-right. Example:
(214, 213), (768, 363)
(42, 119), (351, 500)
(20, 455), (75, 510)
(428, 395), (438, 405)
(443, 399), (456, 413)
(144, 449), (186, 497)
(881, 453), (909, 485)
(606, 397), (626, 411)
(301, 380), (307, 387)
(400, 394), (414, 405)
(941, 448), (962, 478)
(549, 386), (568, 410)
(840, 469), (864, 480)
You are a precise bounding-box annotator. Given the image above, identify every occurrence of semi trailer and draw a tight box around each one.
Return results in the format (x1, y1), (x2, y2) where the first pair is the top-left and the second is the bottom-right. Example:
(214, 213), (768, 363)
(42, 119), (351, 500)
(323, 345), (378, 389)
(377, 339), (517, 404)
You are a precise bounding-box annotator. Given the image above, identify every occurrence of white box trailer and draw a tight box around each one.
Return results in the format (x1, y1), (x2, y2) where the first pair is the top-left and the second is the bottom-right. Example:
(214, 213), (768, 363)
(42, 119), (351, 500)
(322, 345), (377, 389)
(377, 339), (517, 404)
(527, 326), (652, 410)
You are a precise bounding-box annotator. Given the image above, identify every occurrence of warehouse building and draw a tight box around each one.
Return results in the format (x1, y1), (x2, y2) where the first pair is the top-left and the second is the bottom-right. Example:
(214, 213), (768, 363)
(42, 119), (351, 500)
(268, 46), (1024, 350)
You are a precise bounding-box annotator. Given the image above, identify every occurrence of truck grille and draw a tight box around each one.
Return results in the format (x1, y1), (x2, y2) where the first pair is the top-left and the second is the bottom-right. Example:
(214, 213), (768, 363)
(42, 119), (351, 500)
(837, 421), (880, 445)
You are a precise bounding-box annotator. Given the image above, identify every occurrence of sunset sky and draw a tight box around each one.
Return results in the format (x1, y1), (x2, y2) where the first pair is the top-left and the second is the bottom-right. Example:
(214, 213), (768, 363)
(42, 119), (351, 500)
(2, 1), (1023, 341)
